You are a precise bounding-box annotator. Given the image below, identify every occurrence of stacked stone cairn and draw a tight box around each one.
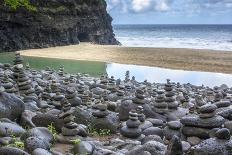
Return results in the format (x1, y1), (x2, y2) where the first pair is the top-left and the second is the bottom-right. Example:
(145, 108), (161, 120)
(13, 52), (24, 79)
(108, 76), (117, 92)
(16, 65), (36, 97)
(92, 101), (109, 118)
(58, 65), (64, 77)
(181, 104), (225, 139)
(132, 88), (145, 104)
(65, 87), (81, 106)
(164, 121), (182, 141)
(165, 79), (179, 110)
(120, 110), (142, 139)
(1, 74), (17, 93)
(124, 70), (130, 82)
(153, 90), (168, 114)
(59, 99), (79, 136)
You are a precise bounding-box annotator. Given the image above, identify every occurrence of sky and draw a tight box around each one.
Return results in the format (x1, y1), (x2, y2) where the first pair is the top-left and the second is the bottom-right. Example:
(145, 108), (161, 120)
(106, 0), (232, 24)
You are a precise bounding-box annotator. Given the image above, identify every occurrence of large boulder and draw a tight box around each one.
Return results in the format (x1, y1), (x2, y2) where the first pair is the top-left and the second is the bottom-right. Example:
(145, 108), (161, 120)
(32, 113), (64, 132)
(21, 127), (53, 143)
(25, 137), (50, 154)
(0, 122), (26, 137)
(0, 147), (30, 155)
(0, 92), (25, 120)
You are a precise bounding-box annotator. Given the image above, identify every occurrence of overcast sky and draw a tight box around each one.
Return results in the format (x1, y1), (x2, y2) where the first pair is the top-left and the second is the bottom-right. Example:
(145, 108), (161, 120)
(106, 0), (232, 24)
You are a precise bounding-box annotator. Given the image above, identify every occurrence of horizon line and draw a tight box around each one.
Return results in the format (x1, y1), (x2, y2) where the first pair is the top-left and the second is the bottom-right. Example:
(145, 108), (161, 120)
(113, 23), (232, 25)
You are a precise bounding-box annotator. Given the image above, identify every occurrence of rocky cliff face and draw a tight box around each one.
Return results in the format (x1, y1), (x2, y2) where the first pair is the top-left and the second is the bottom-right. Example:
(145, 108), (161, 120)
(0, 0), (119, 52)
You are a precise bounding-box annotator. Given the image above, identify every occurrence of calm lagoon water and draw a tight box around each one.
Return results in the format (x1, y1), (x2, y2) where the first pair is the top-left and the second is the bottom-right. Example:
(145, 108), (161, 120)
(106, 63), (232, 87)
(1, 53), (232, 87)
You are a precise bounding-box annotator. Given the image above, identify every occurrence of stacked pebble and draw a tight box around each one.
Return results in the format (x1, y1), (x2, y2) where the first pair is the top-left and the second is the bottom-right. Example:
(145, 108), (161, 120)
(164, 79), (179, 110)
(16, 65), (36, 97)
(181, 104), (225, 139)
(132, 88), (145, 104)
(120, 110), (142, 138)
(1, 74), (17, 93)
(59, 99), (79, 136)
(153, 90), (168, 114)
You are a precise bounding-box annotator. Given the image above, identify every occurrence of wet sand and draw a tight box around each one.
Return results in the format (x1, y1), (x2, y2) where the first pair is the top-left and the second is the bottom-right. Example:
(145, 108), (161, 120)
(20, 43), (232, 74)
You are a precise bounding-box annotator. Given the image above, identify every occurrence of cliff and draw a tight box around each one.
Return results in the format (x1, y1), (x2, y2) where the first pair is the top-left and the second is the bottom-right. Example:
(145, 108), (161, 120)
(0, 0), (119, 52)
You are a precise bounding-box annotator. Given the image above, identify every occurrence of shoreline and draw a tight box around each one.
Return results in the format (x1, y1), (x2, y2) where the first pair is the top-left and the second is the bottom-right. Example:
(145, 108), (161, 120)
(20, 43), (232, 74)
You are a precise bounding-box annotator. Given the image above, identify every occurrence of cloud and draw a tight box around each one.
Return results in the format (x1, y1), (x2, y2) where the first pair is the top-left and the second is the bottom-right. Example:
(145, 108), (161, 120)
(106, 0), (232, 14)
(106, 0), (170, 13)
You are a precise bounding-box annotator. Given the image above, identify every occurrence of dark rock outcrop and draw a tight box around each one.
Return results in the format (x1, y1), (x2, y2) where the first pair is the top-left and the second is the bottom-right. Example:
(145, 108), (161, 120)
(0, 0), (119, 52)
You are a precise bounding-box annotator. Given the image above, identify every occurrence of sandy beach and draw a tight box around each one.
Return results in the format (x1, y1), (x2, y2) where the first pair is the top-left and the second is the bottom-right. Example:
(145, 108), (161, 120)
(20, 43), (232, 74)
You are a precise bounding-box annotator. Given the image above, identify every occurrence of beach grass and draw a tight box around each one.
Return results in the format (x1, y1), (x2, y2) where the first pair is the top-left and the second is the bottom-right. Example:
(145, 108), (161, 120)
(0, 52), (106, 76)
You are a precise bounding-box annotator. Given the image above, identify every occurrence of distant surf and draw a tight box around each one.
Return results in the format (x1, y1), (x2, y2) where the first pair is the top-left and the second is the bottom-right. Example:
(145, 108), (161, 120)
(113, 24), (232, 51)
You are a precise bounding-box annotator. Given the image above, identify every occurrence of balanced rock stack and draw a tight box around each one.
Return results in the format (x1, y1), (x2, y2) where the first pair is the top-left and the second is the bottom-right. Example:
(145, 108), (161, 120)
(108, 76), (117, 92)
(1, 74), (17, 93)
(16, 65), (36, 97)
(153, 90), (168, 114)
(125, 70), (130, 82)
(92, 103), (109, 118)
(77, 85), (85, 97)
(165, 79), (179, 110)
(59, 99), (79, 136)
(58, 65), (64, 77)
(181, 104), (225, 139)
(81, 91), (91, 106)
(132, 88), (145, 104)
(151, 88), (157, 98)
(120, 110), (142, 139)
(50, 80), (61, 93)
(13, 52), (23, 65)
(65, 87), (81, 106)
(41, 85), (52, 101)
(52, 91), (65, 109)
(137, 106), (146, 122)
(13, 52), (24, 79)
(100, 75), (108, 86)
(164, 121), (182, 141)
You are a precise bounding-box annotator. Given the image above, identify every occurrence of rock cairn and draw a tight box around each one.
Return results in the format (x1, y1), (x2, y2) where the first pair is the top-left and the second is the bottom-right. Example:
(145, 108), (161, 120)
(59, 99), (78, 136)
(153, 90), (168, 114)
(164, 121), (182, 141)
(1, 74), (17, 93)
(132, 88), (145, 104)
(165, 79), (178, 110)
(58, 65), (64, 77)
(16, 65), (35, 97)
(92, 102), (109, 118)
(125, 70), (130, 82)
(120, 110), (142, 138)
(181, 104), (225, 139)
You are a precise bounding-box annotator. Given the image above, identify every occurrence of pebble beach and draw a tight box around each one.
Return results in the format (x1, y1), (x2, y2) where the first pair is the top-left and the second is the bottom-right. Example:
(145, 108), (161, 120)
(1, 52), (232, 154)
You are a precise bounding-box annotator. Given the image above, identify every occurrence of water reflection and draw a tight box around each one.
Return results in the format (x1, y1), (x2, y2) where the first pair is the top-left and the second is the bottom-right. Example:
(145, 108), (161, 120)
(106, 63), (232, 87)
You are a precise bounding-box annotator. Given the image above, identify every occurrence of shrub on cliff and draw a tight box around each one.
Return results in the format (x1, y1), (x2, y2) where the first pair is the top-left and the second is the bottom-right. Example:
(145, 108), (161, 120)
(4, 0), (36, 10)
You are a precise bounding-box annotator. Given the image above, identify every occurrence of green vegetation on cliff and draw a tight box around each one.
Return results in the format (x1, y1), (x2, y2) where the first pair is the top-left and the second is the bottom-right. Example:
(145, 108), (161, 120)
(4, 0), (36, 10)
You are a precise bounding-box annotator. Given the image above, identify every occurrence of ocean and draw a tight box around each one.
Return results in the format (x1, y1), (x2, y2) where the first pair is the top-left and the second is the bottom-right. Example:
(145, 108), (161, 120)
(113, 24), (232, 51)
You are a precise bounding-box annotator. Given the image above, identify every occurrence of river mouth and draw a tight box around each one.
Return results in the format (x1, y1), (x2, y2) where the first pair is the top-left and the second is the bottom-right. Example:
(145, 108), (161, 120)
(1, 53), (232, 87)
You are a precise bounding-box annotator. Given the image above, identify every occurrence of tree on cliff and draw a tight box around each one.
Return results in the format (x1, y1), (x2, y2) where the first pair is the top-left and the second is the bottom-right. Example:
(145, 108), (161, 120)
(4, 0), (36, 10)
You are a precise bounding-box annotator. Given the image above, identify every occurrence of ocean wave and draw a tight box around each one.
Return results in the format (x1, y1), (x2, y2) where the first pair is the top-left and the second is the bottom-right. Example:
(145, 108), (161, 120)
(116, 36), (232, 51)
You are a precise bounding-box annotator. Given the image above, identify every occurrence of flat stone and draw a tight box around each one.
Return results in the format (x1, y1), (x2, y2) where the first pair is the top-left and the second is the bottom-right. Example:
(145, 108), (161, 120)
(199, 104), (217, 114)
(142, 127), (163, 138)
(25, 136), (50, 154)
(0, 122), (26, 137)
(167, 121), (182, 130)
(180, 115), (225, 128)
(0, 146), (30, 155)
(120, 126), (142, 138)
(187, 136), (201, 146)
